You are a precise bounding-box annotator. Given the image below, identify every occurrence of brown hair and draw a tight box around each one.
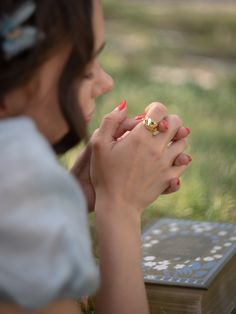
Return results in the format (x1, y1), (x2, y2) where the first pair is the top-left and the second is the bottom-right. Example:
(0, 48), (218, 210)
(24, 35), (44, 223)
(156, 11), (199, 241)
(0, 0), (94, 153)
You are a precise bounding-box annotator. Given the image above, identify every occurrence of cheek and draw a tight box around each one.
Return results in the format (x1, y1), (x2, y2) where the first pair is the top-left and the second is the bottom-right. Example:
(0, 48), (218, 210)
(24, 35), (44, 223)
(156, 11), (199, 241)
(77, 80), (94, 116)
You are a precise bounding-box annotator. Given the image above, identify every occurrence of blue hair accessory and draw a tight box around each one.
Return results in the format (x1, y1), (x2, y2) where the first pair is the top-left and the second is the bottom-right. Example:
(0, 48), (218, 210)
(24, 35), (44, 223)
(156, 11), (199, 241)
(0, 0), (43, 59)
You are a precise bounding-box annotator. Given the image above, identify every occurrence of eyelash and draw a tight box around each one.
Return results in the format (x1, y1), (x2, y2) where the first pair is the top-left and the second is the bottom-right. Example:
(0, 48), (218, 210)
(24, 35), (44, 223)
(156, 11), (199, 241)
(84, 72), (94, 80)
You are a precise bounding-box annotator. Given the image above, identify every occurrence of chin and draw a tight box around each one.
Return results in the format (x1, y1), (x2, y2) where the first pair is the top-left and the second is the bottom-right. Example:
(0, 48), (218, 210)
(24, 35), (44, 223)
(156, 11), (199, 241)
(85, 115), (92, 123)
(85, 108), (96, 123)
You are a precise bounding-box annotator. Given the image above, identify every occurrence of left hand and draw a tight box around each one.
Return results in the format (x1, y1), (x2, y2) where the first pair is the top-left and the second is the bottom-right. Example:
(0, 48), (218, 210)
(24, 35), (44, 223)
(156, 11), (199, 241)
(71, 117), (140, 212)
(71, 144), (95, 212)
(71, 116), (191, 212)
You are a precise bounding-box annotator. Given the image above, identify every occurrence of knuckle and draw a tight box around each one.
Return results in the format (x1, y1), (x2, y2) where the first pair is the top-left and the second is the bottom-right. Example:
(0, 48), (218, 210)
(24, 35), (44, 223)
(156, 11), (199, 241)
(147, 102), (167, 116)
(153, 144), (165, 160)
(103, 113), (114, 123)
(92, 128), (99, 137)
(91, 134), (103, 152)
(174, 155), (182, 166)
(132, 133), (144, 147)
(170, 114), (182, 127)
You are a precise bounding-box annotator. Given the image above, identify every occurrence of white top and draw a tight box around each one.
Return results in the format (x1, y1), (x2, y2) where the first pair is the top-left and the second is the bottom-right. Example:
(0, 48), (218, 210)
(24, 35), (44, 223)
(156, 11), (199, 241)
(0, 117), (99, 309)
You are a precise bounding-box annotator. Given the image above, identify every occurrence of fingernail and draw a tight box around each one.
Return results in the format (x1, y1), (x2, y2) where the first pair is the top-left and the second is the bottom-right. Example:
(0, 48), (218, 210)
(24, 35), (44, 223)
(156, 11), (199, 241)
(117, 100), (126, 111)
(135, 113), (146, 120)
(185, 127), (190, 134)
(187, 155), (192, 162)
(161, 119), (169, 130)
(176, 178), (180, 186)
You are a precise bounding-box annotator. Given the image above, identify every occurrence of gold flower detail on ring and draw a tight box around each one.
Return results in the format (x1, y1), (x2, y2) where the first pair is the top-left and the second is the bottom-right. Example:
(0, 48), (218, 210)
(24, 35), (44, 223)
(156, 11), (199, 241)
(142, 117), (159, 136)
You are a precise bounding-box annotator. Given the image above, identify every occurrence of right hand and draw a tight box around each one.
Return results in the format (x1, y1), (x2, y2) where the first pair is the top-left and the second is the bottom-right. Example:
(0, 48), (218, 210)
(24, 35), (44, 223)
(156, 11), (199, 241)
(90, 102), (189, 215)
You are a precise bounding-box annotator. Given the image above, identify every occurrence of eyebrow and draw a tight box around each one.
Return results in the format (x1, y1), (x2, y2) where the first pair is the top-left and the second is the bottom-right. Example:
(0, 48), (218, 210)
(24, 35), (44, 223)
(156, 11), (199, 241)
(94, 41), (106, 57)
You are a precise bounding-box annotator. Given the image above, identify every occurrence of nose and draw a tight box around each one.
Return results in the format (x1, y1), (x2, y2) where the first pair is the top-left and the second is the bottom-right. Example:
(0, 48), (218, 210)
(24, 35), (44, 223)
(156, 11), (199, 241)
(103, 71), (114, 94)
(93, 69), (114, 98)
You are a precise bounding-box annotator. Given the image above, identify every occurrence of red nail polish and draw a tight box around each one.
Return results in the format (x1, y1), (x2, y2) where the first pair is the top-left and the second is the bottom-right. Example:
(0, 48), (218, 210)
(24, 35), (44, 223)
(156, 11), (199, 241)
(162, 119), (169, 130)
(176, 178), (180, 186)
(135, 113), (146, 120)
(186, 127), (190, 134)
(117, 100), (126, 111)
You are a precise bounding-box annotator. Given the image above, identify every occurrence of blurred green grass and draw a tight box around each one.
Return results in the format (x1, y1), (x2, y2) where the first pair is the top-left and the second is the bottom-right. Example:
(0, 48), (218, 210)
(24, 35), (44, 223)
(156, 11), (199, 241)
(63, 0), (236, 226)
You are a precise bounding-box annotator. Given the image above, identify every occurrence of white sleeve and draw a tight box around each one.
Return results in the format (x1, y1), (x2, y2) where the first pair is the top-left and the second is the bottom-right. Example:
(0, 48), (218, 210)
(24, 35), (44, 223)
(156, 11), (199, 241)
(0, 118), (99, 310)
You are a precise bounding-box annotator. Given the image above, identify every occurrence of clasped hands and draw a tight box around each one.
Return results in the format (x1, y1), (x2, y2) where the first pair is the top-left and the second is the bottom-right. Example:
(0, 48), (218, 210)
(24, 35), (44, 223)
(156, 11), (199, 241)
(71, 102), (191, 212)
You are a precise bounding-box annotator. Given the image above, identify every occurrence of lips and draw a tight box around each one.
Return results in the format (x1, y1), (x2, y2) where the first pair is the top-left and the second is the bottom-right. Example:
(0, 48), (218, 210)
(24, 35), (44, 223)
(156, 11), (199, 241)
(85, 110), (95, 123)
(85, 102), (96, 123)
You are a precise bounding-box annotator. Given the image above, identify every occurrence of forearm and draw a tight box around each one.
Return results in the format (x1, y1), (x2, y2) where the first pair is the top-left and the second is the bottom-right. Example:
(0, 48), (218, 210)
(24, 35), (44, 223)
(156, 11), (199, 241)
(0, 300), (81, 314)
(94, 199), (149, 314)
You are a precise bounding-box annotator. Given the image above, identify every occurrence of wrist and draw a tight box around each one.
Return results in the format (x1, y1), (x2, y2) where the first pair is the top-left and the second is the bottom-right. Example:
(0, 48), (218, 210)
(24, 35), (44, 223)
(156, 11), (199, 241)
(95, 195), (142, 228)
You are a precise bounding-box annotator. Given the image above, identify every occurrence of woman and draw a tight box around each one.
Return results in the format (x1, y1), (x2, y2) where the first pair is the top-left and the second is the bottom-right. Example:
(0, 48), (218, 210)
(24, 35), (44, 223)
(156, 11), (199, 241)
(0, 0), (191, 313)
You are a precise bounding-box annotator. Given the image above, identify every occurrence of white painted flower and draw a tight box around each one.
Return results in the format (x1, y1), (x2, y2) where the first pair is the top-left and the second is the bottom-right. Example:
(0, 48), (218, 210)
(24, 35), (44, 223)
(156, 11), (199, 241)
(151, 240), (159, 244)
(213, 246), (222, 250)
(184, 260), (191, 264)
(169, 227), (179, 232)
(144, 262), (156, 267)
(195, 257), (201, 261)
(175, 264), (185, 269)
(158, 260), (170, 265)
(203, 256), (214, 262)
(210, 250), (216, 254)
(229, 237), (236, 241)
(154, 264), (168, 271)
(144, 236), (151, 241)
(144, 256), (156, 261)
(152, 229), (162, 235)
(224, 242), (232, 247)
(218, 231), (227, 236)
(214, 254), (223, 259)
(143, 243), (152, 248)
(195, 228), (204, 233)
(146, 275), (155, 280)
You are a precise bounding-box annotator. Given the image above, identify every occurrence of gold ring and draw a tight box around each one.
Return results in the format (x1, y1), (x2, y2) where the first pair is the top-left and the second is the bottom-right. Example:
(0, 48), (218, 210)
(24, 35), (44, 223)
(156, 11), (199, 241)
(142, 117), (159, 136)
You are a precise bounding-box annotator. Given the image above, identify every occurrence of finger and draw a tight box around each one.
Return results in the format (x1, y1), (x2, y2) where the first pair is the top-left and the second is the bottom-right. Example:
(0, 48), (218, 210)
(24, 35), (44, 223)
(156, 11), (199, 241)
(174, 153), (192, 166)
(144, 102), (166, 115)
(156, 114), (183, 149)
(171, 164), (188, 179)
(71, 143), (92, 174)
(115, 115), (169, 139)
(173, 126), (190, 141)
(115, 118), (140, 139)
(132, 102), (167, 139)
(98, 100), (128, 142)
(158, 119), (169, 132)
(167, 138), (188, 165)
(162, 178), (180, 194)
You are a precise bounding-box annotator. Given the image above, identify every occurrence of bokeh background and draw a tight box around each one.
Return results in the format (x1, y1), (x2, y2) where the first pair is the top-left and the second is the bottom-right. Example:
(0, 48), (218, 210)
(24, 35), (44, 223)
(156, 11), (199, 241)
(64, 0), (236, 227)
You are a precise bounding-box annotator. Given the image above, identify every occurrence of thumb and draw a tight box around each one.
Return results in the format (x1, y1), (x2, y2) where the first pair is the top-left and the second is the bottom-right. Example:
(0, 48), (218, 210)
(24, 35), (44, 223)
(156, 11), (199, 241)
(98, 100), (128, 142)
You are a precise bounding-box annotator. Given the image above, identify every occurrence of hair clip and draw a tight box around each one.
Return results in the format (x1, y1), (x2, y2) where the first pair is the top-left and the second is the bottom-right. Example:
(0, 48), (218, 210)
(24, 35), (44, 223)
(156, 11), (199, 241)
(0, 1), (36, 36)
(0, 0), (43, 59)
